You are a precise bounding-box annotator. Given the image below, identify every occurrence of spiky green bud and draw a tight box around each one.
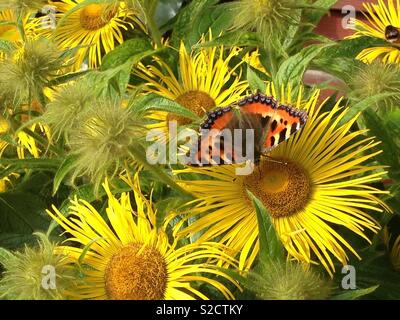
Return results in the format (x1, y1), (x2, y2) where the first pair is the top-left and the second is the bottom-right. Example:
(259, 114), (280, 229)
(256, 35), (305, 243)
(0, 233), (77, 300)
(227, 0), (308, 47)
(246, 260), (332, 300)
(345, 60), (400, 114)
(0, 0), (49, 12)
(42, 82), (94, 142)
(0, 37), (69, 110)
(68, 98), (145, 193)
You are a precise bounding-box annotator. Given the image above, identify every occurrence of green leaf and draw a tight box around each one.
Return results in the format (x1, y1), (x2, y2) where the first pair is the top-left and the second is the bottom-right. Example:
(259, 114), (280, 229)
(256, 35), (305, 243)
(0, 234), (37, 250)
(46, 70), (92, 88)
(194, 3), (236, 43)
(218, 267), (256, 289)
(53, 155), (78, 195)
(304, 0), (339, 25)
(313, 56), (359, 80)
(0, 158), (61, 180)
(362, 110), (400, 176)
(0, 192), (49, 235)
(99, 38), (161, 94)
(321, 36), (388, 61)
(155, 197), (188, 229)
(132, 94), (199, 121)
(247, 190), (284, 263)
(247, 67), (267, 92)
(0, 39), (16, 53)
(331, 285), (379, 300)
(100, 38), (156, 70)
(0, 247), (13, 262)
(275, 42), (335, 90)
(84, 60), (132, 96)
(340, 93), (398, 125)
(194, 30), (262, 48)
(171, 0), (219, 48)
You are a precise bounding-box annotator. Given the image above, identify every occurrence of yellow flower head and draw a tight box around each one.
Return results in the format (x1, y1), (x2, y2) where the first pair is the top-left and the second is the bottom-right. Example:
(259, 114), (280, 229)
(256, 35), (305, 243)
(174, 84), (391, 276)
(242, 49), (269, 76)
(47, 174), (239, 300)
(0, 115), (50, 193)
(350, 0), (400, 64)
(0, 9), (41, 59)
(390, 235), (400, 271)
(49, 0), (143, 69)
(135, 36), (248, 127)
(384, 227), (400, 272)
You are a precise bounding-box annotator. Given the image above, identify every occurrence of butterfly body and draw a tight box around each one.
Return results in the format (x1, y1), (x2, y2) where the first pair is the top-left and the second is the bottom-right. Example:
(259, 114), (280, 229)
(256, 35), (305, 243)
(385, 25), (400, 43)
(189, 92), (308, 166)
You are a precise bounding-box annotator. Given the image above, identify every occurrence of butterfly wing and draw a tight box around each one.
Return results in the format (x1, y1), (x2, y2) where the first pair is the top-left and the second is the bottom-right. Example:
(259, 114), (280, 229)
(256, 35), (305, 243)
(237, 93), (279, 159)
(189, 106), (238, 166)
(262, 104), (308, 154)
(188, 93), (308, 166)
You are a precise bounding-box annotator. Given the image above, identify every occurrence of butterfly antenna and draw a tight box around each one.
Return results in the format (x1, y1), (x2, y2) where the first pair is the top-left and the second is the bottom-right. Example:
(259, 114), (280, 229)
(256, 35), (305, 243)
(263, 155), (288, 166)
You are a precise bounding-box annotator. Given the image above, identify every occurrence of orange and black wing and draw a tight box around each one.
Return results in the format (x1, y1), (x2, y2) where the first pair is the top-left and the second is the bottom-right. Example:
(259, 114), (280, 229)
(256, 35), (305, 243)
(188, 92), (308, 166)
(262, 104), (308, 153)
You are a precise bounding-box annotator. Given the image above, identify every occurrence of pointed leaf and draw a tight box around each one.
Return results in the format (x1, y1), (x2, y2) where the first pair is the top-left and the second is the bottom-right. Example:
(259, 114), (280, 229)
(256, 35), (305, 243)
(247, 67), (267, 92)
(275, 42), (335, 89)
(331, 285), (379, 300)
(247, 190), (284, 263)
(53, 155), (78, 195)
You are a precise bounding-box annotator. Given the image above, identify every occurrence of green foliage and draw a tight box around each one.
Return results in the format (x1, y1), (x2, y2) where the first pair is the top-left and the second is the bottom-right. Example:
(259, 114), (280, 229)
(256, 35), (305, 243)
(275, 42), (335, 92)
(0, 233), (77, 300)
(247, 190), (284, 263)
(0, 0), (399, 301)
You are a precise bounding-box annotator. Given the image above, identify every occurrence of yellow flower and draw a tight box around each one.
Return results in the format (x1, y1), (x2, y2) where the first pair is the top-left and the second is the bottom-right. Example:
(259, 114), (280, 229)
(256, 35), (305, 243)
(242, 49), (269, 76)
(0, 115), (51, 192)
(0, 10), (23, 43)
(47, 174), (239, 300)
(16, 123), (51, 159)
(390, 235), (400, 271)
(384, 228), (400, 272)
(49, 0), (142, 69)
(0, 116), (11, 192)
(135, 38), (248, 127)
(174, 84), (390, 276)
(0, 9), (41, 59)
(350, 0), (400, 64)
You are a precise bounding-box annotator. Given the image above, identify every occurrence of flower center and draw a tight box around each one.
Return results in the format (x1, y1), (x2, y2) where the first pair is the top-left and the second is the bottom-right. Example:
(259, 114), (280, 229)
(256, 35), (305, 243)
(0, 117), (9, 135)
(80, 4), (117, 31)
(105, 243), (168, 300)
(0, 25), (20, 42)
(244, 159), (312, 218)
(171, 90), (216, 125)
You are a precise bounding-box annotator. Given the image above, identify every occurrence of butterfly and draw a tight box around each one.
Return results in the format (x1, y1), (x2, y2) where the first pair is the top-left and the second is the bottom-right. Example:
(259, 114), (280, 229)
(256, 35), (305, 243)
(187, 92), (308, 166)
(385, 25), (400, 43)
